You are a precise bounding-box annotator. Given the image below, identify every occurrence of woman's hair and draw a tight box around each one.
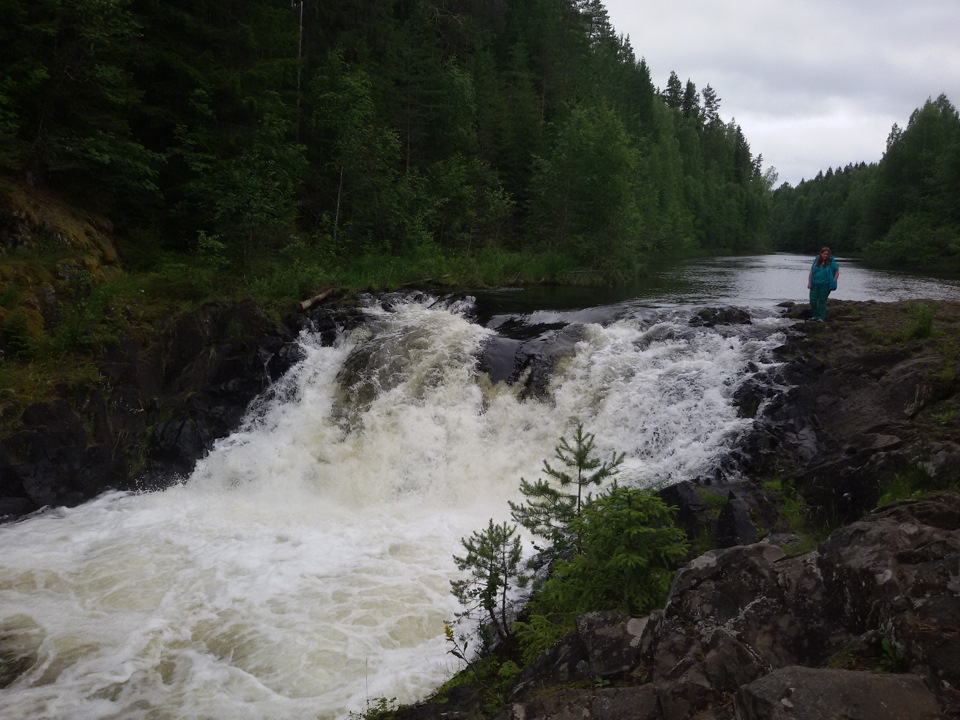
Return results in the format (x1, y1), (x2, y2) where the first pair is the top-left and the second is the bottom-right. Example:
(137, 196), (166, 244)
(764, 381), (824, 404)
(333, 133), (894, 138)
(815, 247), (832, 267)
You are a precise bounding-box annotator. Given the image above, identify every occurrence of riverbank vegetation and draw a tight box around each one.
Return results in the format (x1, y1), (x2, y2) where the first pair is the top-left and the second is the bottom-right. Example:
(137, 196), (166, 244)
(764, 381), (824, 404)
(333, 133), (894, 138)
(440, 425), (688, 714)
(0, 0), (772, 291)
(769, 94), (960, 272)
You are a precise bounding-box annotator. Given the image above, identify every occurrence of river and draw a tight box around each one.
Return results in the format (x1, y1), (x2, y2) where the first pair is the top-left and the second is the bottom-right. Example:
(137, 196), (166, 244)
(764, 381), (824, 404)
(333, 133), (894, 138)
(1, 255), (958, 719)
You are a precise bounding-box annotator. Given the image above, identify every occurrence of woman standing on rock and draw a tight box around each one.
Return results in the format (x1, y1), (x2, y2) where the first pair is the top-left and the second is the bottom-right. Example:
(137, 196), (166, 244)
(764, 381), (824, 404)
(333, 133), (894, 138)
(807, 247), (840, 321)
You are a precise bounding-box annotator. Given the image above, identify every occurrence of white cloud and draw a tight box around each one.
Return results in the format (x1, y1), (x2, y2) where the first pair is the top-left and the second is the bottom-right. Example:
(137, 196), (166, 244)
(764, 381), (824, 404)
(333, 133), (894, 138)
(602, 0), (960, 186)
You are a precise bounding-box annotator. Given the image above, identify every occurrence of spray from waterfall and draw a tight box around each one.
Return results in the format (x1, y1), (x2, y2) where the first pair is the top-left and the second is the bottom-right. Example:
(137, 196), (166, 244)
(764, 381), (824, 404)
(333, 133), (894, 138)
(0, 294), (789, 719)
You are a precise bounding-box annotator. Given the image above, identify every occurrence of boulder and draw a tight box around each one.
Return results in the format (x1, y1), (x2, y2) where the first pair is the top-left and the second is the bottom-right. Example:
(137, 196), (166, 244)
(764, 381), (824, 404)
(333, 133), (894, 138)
(498, 685), (661, 720)
(689, 307), (752, 327)
(714, 492), (758, 547)
(507, 612), (652, 702)
(497, 494), (960, 719)
(816, 494), (960, 686)
(735, 666), (940, 720)
(148, 300), (298, 475)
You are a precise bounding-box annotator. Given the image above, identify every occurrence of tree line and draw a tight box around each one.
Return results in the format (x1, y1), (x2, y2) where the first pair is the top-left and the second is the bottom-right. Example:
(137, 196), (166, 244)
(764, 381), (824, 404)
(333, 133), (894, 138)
(769, 94), (960, 272)
(0, 0), (773, 284)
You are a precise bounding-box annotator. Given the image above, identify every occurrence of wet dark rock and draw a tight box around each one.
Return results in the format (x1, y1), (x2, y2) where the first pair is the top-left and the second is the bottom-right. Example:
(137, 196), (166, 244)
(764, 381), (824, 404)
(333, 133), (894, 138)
(395, 683), (481, 720)
(689, 306), (753, 327)
(478, 324), (585, 397)
(499, 685), (662, 720)
(657, 480), (713, 539)
(304, 304), (368, 346)
(486, 493), (960, 720)
(508, 612), (651, 703)
(754, 301), (960, 521)
(658, 481), (779, 553)
(146, 300), (298, 476)
(735, 666), (941, 720)
(1, 299), (298, 516)
(732, 373), (776, 418)
(714, 493), (758, 547)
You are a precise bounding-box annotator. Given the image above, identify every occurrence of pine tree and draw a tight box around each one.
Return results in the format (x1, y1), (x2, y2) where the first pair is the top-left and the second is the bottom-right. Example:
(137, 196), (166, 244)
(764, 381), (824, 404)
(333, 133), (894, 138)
(450, 519), (527, 645)
(509, 424), (624, 555)
(663, 70), (683, 110)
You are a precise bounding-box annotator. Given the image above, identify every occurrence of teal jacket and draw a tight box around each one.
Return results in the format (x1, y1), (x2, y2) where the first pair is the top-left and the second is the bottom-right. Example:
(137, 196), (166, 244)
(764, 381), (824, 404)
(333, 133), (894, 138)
(810, 256), (839, 287)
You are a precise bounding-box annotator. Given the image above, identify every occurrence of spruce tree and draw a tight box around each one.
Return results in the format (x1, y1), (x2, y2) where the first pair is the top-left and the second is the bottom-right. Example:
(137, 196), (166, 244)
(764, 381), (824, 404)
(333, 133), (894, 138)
(509, 423), (624, 556)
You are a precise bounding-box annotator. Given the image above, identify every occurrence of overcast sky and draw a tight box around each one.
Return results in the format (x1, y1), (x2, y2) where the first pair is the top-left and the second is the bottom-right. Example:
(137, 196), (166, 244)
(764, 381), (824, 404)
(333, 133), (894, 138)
(601, 0), (960, 187)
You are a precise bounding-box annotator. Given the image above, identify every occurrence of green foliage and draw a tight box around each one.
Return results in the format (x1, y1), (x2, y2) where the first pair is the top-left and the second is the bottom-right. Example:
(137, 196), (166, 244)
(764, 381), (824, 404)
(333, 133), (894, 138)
(760, 475), (824, 554)
(877, 462), (957, 506)
(548, 486), (689, 615)
(529, 104), (644, 277)
(448, 426), (690, 673)
(347, 696), (398, 720)
(450, 519), (527, 645)
(433, 648), (520, 718)
(0, 310), (34, 359)
(509, 424), (624, 556)
(0, 284), (20, 310)
(515, 486), (688, 665)
(877, 636), (907, 673)
(514, 600), (575, 667)
(0, 0), (147, 187)
(877, 475), (928, 507)
(906, 303), (937, 339)
(209, 114), (307, 265)
(2, 0), (778, 281)
(195, 232), (230, 271)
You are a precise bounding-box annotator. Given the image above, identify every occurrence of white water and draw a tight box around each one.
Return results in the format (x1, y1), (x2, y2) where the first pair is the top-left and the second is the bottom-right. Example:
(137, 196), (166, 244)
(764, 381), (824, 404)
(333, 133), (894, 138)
(0, 296), (790, 719)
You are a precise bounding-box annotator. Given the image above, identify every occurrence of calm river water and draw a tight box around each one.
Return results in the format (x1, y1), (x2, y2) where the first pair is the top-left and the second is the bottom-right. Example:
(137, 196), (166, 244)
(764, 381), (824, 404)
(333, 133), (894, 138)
(472, 253), (960, 317)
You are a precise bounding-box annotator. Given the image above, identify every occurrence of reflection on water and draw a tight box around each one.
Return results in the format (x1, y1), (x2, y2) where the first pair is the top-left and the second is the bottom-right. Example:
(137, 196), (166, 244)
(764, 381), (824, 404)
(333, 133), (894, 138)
(473, 254), (960, 317)
(663, 254), (960, 306)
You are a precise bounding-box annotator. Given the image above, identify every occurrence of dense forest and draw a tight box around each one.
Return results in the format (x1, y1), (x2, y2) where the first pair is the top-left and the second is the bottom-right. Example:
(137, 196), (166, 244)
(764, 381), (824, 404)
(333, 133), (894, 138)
(0, 0), (774, 289)
(770, 94), (960, 270)
(2, 0), (958, 303)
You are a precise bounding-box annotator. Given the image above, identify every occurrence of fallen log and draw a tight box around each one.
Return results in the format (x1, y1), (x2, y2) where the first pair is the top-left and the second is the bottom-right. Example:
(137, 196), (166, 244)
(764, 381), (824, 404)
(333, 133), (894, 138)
(298, 285), (339, 311)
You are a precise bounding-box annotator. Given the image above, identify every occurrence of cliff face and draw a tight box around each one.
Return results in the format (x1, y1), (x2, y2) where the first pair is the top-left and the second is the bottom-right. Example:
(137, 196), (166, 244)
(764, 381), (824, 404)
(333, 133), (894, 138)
(0, 180), (310, 517)
(0, 300), (300, 517)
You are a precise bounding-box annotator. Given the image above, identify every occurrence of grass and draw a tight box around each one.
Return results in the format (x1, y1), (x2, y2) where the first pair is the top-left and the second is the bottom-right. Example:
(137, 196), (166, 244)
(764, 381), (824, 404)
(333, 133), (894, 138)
(906, 302), (937, 340)
(759, 476), (833, 553)
(876, 462), (958, 506)
(347, 697), (399, 720)
(0, 353), (103, 434)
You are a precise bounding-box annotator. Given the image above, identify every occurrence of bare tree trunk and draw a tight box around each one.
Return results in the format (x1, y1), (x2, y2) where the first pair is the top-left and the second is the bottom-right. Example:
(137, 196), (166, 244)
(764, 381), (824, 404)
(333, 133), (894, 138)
(333, 165), (344, 242)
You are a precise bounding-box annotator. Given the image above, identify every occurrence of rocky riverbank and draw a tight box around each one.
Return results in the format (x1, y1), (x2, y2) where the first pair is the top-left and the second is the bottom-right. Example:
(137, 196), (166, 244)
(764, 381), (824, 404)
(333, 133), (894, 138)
(395, 299), (960, 720)
(0, 300), (303, 517)
(484, 491), (959, 720)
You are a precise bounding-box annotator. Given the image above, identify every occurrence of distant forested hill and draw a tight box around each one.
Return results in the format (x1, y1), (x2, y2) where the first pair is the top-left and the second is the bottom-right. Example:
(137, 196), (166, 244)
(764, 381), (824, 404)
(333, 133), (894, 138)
(769, 94), (960, 272)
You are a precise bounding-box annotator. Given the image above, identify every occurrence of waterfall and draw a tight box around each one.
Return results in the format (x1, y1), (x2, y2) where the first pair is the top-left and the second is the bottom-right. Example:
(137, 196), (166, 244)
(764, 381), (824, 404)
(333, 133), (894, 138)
(0, 295), (789, 719)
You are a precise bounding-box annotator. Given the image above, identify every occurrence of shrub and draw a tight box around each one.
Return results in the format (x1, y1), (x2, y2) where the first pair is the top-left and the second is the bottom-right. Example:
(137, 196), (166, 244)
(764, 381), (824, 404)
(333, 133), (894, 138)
(0, 310), (34, 359)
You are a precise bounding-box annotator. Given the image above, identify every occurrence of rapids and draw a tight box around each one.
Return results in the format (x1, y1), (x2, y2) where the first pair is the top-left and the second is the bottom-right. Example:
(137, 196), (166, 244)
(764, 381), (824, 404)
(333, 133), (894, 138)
(0, 294), (793, 718)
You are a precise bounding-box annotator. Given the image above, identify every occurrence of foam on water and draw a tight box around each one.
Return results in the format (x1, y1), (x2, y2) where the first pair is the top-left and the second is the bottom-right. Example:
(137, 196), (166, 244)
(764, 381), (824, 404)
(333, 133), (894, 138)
(0, 296), (788, 718)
